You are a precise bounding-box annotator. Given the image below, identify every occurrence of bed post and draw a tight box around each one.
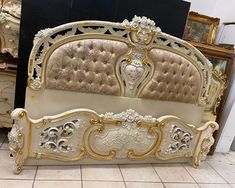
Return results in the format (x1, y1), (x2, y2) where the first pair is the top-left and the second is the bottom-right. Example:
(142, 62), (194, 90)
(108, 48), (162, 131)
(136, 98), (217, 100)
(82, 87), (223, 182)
(8, 109), (30, 174)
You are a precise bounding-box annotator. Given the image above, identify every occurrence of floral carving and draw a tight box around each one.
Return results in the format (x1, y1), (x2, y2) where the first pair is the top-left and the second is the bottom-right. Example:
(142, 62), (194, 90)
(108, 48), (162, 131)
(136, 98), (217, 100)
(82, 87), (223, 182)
(8, 122), (24, 174)
(93, 109), (158, 158)
(103, 109), (157, 123)
(122, 15), (160, 32)
(122, 15), (161, 45)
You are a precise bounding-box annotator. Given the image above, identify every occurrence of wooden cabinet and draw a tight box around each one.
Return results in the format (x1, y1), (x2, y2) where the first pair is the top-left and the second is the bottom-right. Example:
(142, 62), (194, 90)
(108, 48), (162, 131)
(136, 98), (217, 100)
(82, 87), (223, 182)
(0, 0), (20, 128)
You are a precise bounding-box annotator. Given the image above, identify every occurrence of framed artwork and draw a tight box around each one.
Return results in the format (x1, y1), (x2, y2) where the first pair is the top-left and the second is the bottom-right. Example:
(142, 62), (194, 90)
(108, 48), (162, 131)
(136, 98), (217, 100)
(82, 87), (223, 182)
(183, 11), (220, 44)
(207, 56), (228, 75)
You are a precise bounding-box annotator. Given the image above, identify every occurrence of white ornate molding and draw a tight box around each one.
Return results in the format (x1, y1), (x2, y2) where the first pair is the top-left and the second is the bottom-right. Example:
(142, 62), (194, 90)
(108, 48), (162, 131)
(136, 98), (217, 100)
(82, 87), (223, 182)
(8, 109), (25, 174)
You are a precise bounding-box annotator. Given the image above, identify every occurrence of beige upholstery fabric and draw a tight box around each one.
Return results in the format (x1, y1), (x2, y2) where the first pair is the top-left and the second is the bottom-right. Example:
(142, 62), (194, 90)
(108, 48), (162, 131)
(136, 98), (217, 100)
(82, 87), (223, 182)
(140, 49), (201, 104)
(46, 39), (128, 96)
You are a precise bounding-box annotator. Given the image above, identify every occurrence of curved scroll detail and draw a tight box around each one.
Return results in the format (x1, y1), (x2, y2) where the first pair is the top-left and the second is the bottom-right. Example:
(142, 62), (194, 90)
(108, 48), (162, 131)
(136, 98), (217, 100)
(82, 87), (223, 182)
(192, 122), (219, 167)
(8, 110), (26, 174)
(10, 108), (219, 174)
(84, 109), (161, 160)
(155, 117), (198, 160)
(40, 120), (78, 153)
(165, 125), (193, 154)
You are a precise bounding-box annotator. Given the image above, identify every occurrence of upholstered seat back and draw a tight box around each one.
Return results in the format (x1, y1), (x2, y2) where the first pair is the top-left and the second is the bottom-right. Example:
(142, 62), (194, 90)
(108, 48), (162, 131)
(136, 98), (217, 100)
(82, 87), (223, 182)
(140, 49), (201, 103)
(45, 40), (201, 104)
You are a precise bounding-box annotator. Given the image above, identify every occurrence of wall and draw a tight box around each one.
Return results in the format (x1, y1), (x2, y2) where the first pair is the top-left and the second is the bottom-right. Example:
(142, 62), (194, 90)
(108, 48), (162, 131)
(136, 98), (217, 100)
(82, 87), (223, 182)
(185, 0), (235, 152)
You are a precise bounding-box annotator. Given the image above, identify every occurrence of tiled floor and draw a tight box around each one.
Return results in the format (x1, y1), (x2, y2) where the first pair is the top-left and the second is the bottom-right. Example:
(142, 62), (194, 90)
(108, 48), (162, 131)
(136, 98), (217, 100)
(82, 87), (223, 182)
(0, 129), (235, 188)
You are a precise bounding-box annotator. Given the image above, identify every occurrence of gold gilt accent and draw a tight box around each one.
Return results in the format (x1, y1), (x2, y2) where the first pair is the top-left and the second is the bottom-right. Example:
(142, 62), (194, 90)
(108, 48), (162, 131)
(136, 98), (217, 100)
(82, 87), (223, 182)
(8, 127), (25, 174)
(128, 120), (161, 159)
(83, 119), (118, 160)
(33, 148), (86, 161)
(212, 70), (227, 115)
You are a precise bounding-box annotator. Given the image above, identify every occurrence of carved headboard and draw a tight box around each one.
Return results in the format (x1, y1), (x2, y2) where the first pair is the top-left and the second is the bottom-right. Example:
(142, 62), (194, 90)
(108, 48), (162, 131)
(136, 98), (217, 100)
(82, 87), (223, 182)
(27, 16), (225, 112)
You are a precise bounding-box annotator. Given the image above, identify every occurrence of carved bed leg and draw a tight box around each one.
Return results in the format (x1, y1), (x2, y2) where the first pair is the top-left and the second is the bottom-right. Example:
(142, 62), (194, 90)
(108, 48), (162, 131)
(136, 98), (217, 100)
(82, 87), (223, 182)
(8, 109), (29, 174)
(192, 121), (219, 168)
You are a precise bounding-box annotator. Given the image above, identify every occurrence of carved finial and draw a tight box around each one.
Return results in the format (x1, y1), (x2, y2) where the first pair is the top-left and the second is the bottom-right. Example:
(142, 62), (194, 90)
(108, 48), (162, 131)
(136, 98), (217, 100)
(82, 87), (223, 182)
(33, 28), (52, 45)
(122, 15), (161, 33)
(121, 15), (161, 45)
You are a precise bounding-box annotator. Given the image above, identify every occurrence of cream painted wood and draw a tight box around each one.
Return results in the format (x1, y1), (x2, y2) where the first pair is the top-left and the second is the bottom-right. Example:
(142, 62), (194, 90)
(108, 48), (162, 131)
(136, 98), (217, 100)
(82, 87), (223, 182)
(24, 87), (204, 126)
(0, 72), (16, 128)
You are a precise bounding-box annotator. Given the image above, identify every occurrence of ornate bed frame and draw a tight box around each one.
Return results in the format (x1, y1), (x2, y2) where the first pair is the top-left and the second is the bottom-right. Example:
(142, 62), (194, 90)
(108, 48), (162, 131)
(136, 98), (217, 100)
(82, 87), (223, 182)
(8, 16), (225, 174)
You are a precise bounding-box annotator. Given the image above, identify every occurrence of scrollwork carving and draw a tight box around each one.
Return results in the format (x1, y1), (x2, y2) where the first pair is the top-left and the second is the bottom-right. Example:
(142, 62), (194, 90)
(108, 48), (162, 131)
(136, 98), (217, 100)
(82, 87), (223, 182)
(84, 109), (160, 160)
(165, 125), (193, 154)
(40, 119), (80, 153)
(8, 122), (24, 174)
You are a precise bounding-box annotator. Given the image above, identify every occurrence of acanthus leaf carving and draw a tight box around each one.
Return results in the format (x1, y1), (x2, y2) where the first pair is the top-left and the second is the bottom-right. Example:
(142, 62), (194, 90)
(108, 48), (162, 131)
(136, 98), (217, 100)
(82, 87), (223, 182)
(40, 119), (81, 153)
(8, 121), (24, 174)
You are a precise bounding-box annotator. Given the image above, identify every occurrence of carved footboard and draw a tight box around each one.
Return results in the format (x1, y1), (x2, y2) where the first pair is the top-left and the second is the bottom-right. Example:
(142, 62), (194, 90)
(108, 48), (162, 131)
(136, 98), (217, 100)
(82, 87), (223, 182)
(9, 108), (218, 174)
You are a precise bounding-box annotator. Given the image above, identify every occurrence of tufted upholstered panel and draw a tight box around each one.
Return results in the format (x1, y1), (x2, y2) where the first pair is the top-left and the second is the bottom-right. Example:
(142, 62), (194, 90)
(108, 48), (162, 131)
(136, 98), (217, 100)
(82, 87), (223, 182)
(139, 49), (201, 104)
(46, 39), (128, 96)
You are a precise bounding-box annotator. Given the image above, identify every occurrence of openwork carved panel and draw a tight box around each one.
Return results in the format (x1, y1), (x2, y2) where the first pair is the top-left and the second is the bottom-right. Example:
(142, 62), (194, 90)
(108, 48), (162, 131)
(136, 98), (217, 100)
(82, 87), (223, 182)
(156, 119), (198, 160)
(40, 120), (81, 153)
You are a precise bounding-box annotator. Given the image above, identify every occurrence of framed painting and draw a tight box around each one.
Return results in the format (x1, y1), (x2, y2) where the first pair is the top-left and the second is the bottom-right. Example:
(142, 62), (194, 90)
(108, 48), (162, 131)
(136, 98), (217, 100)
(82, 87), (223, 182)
(183, 11), (220, 44)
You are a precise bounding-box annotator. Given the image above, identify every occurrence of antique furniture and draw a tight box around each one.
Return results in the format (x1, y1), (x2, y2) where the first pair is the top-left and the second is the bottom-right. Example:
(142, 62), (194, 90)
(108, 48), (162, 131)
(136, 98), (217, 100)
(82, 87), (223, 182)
(0, 0), (21, 128)
(183, 11), (220, 44)
(0, 54), (17, 128)
(8, 16), (225, 174)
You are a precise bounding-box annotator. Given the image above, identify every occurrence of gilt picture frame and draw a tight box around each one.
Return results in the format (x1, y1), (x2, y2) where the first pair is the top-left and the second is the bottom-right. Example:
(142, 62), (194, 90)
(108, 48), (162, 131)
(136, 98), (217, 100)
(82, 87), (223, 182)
(183, 11), (220, 44)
